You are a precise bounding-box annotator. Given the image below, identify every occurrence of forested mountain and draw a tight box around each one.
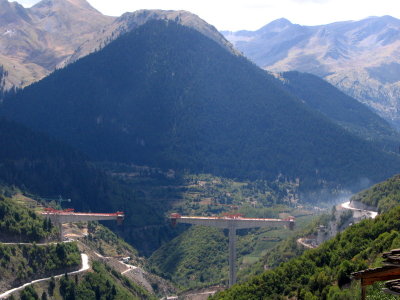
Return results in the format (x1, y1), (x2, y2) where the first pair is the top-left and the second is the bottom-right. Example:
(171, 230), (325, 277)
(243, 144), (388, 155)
(212, 175), (400, 299)
(2, 20), (400, 195)
(277, 71), (400, 152)
(223, 16), (400, 128)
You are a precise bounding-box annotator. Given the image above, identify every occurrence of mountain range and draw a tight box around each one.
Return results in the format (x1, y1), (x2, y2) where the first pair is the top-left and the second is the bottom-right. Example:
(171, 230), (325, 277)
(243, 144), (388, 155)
(0, 0), (236, 93)
(2, 19), (400, 194)
(223, 16), (400, 127)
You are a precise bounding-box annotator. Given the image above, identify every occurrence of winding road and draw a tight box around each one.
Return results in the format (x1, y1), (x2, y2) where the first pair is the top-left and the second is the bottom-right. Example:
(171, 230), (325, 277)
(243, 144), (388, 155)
(297, 200), (379, 249)
(341, 201), (378, 219)
(0, 249), (89, 299)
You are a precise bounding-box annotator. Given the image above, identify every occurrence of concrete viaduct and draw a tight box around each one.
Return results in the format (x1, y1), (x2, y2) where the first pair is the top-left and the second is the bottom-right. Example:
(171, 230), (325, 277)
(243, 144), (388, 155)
(170, 214), (295, 287)
(41, 208), (124, 240)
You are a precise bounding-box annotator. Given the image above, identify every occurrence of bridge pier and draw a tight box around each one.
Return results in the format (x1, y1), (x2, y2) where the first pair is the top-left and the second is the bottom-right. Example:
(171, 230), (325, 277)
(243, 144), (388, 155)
(170, 214), (294, 287)
(58, 222), (63, 241)
(228, 225), (237, 287)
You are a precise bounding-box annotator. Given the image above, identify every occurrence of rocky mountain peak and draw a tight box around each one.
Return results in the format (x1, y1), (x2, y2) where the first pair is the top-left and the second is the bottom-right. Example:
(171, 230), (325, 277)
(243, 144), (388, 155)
(117, 9), (238, 54)
(62, 9), (240, 67)
(30, 0), (103, 18)
(0, 0), (32, 26)
(258, 18), (293, 34)
(0, 0), (113, 92)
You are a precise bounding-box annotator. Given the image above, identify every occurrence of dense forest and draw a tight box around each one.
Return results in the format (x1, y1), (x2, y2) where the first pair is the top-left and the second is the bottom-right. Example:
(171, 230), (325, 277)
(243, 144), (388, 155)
(2, 20), (400, 194)
(0, 195), (55, 242)
(0, 242), (81, 285)
(16, 262), (156, 300)
(279, 71), (400, 152)
(0, 65), (6, 98)
(0, 194), (81, 292)
(26, 262), (156, 300)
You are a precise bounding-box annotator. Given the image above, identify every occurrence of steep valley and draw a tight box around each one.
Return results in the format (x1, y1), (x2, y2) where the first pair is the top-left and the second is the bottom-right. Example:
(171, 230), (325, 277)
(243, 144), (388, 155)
(3, 2), (400, 298)
(0, 192), (172, 299)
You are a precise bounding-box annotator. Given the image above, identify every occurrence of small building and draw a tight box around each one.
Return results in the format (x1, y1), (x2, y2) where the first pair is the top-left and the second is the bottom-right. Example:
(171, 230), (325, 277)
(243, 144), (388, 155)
(352, 248), (400, 299)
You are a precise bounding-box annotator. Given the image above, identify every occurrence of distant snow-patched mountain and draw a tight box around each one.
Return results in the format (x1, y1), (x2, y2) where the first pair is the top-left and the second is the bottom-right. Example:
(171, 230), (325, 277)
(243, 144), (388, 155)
(223, 16), (400, 127)
(0, 0), (114, 90)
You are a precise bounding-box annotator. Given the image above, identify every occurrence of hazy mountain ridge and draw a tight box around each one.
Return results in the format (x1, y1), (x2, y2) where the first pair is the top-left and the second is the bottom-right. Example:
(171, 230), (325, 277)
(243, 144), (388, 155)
(223, 16), (400, 127)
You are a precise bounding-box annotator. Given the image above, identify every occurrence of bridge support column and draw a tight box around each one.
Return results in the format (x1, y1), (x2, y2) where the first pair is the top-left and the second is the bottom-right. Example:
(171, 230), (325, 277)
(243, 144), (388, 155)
(58, 222), (63, 241)
(171, 214), (294, 288)
(228, 224), (237, 287)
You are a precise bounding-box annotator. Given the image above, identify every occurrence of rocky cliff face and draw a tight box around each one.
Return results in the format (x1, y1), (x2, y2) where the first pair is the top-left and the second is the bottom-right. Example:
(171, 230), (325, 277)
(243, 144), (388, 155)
(0, 0), (114, 91)
(223, 16), (400, 128)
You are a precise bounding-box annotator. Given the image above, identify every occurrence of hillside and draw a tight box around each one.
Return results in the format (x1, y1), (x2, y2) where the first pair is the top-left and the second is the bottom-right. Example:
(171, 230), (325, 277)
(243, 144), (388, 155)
(0, 193), (163, 299)
(277, 71), (400, 152)
(0, 194), (56, 242)
(211, 184), (400, 299)
(223, 16), (400, 128)
(2, 20), (400, 195)
(0, 117), (178, 254)
(0, 194), (81, 293)
(351, 174), (400, 213)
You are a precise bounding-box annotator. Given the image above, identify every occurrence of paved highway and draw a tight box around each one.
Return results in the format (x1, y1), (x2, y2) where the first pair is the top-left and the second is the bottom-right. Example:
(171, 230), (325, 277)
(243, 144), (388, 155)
(341, 201), (378, 219)
(0, 253), (89, 299)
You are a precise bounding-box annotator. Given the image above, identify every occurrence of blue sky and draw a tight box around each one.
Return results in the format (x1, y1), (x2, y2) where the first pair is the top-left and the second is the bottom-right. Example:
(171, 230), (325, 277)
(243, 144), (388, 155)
(16, 0), (400, 31)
